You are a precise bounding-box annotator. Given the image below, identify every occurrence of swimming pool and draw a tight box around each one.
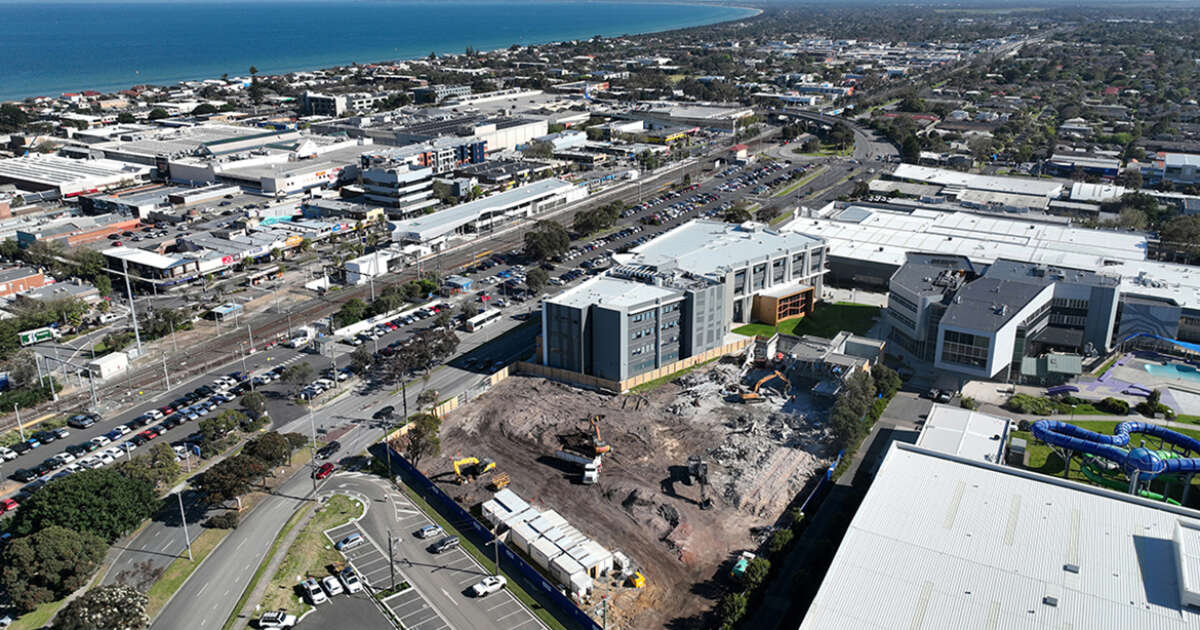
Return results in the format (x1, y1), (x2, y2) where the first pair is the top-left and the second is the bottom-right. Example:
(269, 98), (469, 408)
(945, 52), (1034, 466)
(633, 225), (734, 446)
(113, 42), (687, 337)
(1145, 363), (1200, 384)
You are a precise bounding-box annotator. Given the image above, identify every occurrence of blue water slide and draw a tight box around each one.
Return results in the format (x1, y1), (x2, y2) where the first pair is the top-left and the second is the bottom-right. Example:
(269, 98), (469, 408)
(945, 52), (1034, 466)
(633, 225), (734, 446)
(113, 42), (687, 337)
(1031, 420), (1200, 480)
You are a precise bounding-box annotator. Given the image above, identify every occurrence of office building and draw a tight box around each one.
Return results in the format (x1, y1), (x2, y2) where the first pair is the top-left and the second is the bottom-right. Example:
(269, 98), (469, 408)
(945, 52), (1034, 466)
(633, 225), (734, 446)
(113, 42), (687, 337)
(542, 271), (724, 382)
(1146, 152), (1200, 187)
(886, 253), (1120, 383)
(623, 220), (829, 326)
(0, 267), (46, 298)
(360, 162), (437, 216)
(412, 84), (472, 104)
(801, 441), (1200, 630)
(361, 137), (487, 175)
(302, 91), (388, 117)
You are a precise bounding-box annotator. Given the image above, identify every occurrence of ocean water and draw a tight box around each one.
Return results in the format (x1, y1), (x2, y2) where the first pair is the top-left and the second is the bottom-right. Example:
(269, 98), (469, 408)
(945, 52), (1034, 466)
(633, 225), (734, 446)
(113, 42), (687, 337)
(0, 1), (757, 101)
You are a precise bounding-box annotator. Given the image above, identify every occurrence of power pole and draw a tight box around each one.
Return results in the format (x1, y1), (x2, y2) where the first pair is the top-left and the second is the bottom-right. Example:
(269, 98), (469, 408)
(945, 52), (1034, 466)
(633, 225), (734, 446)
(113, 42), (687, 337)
(121, 258), (143, 356)
(177, 491), (193, 561)
(388, 528), (395, 590)
(308, 404), (318, 493)
(161, 353), (171, 391)
(13, 404), (24, 441)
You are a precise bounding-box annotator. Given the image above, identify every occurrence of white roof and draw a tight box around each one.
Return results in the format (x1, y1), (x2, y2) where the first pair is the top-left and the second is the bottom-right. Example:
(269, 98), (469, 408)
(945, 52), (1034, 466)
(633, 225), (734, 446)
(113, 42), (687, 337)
(102, 246), (184, 270)
(390, 178), (576, 242)
(801, 442), (1200, 630)
(916, 404), (1010, 462)
(0, 154), (150, 188)
(548, 275), (682, 310)
(892, 164), (1065, 198)
(630, 220), (824, 278)
(1071, 182), (1127, 202)
(785, 205), (1200, 310)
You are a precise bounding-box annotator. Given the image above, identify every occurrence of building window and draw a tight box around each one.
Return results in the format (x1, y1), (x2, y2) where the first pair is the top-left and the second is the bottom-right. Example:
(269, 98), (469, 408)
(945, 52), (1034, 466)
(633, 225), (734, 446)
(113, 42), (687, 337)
(941, 330), (989, 369)
(752, 264), (766, 291)
(734, 270), (746, 295)
(772, 258), (786, 284)
(890, 292), (918, 314)
(887, 305), (916, 329)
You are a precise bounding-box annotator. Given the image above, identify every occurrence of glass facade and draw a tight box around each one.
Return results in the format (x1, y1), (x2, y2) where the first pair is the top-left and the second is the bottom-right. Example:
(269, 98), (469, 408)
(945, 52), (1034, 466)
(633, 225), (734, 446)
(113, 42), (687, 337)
(941, 330), (990, 369)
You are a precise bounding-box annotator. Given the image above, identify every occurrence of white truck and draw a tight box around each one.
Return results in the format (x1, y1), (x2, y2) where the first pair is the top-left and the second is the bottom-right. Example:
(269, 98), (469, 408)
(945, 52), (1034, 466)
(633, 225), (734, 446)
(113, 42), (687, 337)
(286, 326), (315, 349)
(553, 450), (602, 485)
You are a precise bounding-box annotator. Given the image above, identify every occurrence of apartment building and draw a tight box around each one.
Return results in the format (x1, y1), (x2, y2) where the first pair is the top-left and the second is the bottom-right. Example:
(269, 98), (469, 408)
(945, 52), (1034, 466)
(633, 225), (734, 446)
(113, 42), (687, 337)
(360, 162), (437, 217)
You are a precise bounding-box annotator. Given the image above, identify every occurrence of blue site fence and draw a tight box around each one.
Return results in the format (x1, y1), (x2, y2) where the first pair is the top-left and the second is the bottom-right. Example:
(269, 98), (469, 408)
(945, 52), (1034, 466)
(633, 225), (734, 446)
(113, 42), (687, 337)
(387, 445), (602, 630)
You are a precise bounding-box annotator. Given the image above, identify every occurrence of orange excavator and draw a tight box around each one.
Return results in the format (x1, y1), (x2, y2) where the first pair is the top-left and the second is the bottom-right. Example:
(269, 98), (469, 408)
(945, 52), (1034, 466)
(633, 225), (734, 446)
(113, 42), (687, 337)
(588, 415), (611, 455)
(738, 370), (790, 404)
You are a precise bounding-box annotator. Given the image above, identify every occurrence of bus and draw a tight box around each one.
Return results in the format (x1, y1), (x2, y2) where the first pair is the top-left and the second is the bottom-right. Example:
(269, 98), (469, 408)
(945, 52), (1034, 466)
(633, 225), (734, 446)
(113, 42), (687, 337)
(245, 265), (283, 286)
(463, 309), (502, 332)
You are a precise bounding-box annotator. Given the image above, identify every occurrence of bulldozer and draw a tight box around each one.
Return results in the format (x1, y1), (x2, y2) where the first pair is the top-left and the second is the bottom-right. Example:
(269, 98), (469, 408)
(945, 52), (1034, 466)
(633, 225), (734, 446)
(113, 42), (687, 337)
(737, 370), (790, 404)
(451, 456), (496, 485)
(490, 472), (511, 491)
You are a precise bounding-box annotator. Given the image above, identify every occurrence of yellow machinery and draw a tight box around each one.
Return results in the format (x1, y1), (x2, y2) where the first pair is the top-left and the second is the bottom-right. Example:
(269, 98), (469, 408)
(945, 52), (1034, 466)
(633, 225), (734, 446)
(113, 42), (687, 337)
(490, 472), (511, 490)
(451, 456), (496, 484)
(627, 571), (645, 588)
(738, 370), (790, 404)
(588, 415), (611, 455)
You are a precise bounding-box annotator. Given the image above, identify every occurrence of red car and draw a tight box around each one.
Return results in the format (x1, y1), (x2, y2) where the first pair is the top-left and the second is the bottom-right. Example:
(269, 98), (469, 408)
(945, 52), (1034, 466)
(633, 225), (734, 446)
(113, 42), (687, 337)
(313, 463), (335, 480)
(0, 497), (18, 514)
(140, 428), (159, 440)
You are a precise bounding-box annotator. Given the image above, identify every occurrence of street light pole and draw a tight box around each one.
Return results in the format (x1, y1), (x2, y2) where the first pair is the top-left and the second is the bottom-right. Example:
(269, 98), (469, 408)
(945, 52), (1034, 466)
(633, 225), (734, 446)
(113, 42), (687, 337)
(161, 353), (171, 391)
(388, 528), (395, 590)
(308, 404), (318, 493)
(177, 491), (193, 561)
(121, 259), (143, 356)
(13, 403), (24, 442)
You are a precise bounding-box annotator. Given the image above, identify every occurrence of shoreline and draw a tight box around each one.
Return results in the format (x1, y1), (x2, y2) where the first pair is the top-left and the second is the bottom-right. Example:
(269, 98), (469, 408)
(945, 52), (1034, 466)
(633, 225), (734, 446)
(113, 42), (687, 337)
(1, 1), (764, 103)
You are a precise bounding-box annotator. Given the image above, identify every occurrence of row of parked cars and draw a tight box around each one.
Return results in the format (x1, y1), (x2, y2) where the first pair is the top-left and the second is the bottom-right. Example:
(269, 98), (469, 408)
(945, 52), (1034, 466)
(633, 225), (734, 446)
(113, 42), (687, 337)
(346, 303), (453, 347)
(716, 160), (787, 192)
(4, 373), (252, 506)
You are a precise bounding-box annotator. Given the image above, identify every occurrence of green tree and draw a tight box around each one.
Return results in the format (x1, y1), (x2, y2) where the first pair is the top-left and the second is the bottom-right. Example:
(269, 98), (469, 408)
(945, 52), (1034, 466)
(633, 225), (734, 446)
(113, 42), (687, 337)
(1, 526), (107, 612)
(244, 432), (291, 467)
(334, 298), (370, 327)
(283, 361), (316, 386)
(523, 220), (570, 261)
(194, 454), (266, 504)
(54, 583), (149, 630)
(521, 140), (554, 159)
(114, 443), (181, 491)
(10, 469), (157, 542)
(147, 108), (170, 120)
(191, 103), (218, 116)
(526, 268), (549, 294)
(871, 364), (902, 398)
(350, 344), (373, 374)
(0, 103), (30, 133)
(829, 370), (877, 450)
(744, 556), (772, 590)
(458, 300), (479, 320)
(94, 274), (112, 297)
(240, 391), (267, 416)
(404, 412), (442, 469)
(723, 202), (752, 223)
(716, 591), (748, 628)
(416, 388), (439, 409)
(198, 410), (241, 451)
(116, 112), (136, 124)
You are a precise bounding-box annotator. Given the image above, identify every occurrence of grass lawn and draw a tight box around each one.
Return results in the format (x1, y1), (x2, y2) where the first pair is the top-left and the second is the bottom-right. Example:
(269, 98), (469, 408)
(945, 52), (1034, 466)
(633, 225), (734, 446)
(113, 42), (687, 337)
(1093, 354), (1120, 376)
(733, 302), (881, 339)
(1011, 420), (1200, 500)
(772, 166), (828, 198)
(792, 143), (852, 157)
(1176, 414), (1200, 425)
(259, 494), (364, 616)
(220, 503), (313, 630)
(395, 481), (567, 630)
(145, 527), (227, 618)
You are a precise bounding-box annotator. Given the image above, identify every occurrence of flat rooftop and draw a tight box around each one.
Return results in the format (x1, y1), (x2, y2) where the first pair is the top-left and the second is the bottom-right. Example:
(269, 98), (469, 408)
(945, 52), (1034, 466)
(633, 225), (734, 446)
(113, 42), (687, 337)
(940, 276), (1048, 332)
(630, 220), (824, 278)
(892, 164), (1065, 197)
(915, 404), (1010, 462)
(548, 275), (681, 310)
(0, 155), (148, 186)
(801, 442), (1200, 630)
(390, 178), (576, 242)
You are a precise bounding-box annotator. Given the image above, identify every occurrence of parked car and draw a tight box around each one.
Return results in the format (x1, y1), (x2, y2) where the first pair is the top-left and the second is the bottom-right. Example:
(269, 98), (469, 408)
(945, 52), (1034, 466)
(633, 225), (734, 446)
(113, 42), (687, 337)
(300, 578), (327, 605)
(0, 497), (19, 515)
(431, 536), (460, 554)
(0, 447), (15, 461)
(317, 441), (341, 460)
(67, 414), (96, 429)
(470, 575), (507, 597)
(372, 405), (395, 420)
(416, 524), (444, 539)
(320, 575), (344, 597)
(255, 610), (297, 629)
(335, 532), (364, 551)
(53, 427), (70, 440)
(339, 566), (364, 594)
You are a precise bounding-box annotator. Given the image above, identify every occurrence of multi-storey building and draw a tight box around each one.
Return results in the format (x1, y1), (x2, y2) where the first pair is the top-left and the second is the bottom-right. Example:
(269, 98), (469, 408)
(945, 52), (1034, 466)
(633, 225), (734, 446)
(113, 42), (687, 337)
(360, 163), (437, 217)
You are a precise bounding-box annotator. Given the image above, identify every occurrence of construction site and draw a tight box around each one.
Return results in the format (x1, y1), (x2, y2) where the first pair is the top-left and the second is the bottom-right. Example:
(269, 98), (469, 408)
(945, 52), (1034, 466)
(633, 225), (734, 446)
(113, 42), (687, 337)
(429, 332), (876, 628)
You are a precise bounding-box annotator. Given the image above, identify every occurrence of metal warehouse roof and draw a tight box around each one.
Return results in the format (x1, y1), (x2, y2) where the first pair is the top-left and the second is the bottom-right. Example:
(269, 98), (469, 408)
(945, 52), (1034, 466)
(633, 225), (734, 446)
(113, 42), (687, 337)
(892, 164), (1065, 198)
(629, 220), (824, 278)
(801, 442), (1200, 630)
(389, 178), (576, 242)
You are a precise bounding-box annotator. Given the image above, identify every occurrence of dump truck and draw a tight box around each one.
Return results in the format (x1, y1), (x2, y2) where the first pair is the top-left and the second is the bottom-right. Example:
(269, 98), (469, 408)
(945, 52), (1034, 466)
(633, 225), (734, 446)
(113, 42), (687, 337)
(553, 450), (601, 484)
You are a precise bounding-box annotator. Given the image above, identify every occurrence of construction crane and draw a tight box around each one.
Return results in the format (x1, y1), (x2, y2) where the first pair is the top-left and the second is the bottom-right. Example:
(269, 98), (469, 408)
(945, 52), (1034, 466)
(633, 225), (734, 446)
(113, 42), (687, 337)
(738, 370), (790, 404)
(451, 456), (496, 484)
(688, 455), (713, 510)
(588, 415), (611, 455)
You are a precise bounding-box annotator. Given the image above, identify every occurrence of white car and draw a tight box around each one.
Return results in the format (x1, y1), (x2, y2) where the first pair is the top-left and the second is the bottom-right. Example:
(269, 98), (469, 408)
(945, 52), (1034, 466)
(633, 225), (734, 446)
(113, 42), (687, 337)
(79, 456), (102, 469)
(470, 575), (507, 597)
(320, 575), (344, 597)
(64, 462), (83, 474)
(97, 452), (115, 466)
(256, 610), (296, 629)
(0, 446), (18, 461)
(90, 435), (111, 448)
(339, 568), (364, 594)
(115, 424), (132, 435)
(55, 452), (76, 464)
(146, 409), (164, 420)
(301, 578), (327, 605)
(120, 441), (138, 453)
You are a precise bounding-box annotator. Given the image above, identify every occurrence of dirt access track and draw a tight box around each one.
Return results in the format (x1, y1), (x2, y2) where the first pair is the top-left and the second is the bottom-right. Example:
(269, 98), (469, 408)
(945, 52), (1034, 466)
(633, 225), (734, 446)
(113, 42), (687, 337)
(430, 360), (834, 629)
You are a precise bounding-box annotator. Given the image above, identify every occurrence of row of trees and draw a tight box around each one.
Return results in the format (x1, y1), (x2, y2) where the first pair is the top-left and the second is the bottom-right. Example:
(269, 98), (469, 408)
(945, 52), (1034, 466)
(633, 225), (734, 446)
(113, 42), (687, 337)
(523, 220), (571, 261)
(571, 201), (626, 236)
(193, 431), (307, 505)
(830, 364), (902, 451)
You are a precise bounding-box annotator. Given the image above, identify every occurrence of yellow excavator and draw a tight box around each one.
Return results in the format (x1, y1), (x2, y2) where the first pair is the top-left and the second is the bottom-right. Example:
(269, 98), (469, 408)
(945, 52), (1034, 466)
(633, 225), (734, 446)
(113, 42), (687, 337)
(738, 370), (790, 404)
(451, 456), (496, 484)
